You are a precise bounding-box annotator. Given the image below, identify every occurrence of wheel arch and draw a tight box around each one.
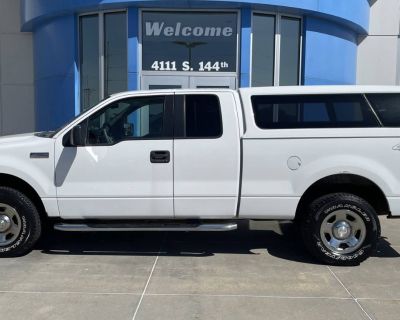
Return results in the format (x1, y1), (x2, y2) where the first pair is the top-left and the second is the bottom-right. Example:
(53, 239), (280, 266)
(0, 173), (47, 222)
(295, 174), (390, 221)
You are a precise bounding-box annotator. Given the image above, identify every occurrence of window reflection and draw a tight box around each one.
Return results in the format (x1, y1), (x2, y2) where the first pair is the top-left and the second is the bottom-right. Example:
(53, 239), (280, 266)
(87, 97), (166, 145)
(252, 95), (380, 129)
(80, 15), (100, 111)
(251, 14), (275, 87)
(280, 17), (301, 86)
(251, 14), (302, 87)
(79, 12), (127, 112)
(104, 12), (127, 96)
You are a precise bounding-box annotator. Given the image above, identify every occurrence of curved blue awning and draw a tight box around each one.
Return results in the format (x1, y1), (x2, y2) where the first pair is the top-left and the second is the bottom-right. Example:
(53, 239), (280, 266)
(21, 0), (370, 34)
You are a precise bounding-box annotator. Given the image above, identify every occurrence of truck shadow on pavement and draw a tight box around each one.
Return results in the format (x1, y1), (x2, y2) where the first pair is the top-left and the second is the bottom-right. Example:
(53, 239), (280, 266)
(37, 221), (400, 265)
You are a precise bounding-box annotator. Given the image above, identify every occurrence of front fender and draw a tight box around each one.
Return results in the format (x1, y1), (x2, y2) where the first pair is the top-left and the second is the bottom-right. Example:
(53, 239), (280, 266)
(0, 159), (55, 197)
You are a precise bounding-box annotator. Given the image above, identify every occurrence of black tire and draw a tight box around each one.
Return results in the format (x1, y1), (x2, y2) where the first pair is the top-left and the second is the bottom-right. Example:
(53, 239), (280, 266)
(0, 187), (41, 257)
(301, 193), (380, 266)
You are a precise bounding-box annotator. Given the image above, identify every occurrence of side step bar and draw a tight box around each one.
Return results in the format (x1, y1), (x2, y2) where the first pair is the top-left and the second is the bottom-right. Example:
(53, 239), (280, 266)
(54, 222), (238, 232)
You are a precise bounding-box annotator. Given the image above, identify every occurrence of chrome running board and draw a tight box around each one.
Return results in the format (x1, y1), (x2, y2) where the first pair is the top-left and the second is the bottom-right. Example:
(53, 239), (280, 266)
(54, 222), (238, 232)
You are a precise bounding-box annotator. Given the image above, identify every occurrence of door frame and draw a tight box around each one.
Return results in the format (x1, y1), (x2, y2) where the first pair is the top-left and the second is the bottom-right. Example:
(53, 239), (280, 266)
(142, 74), (237, 90)
(141, 75), (189, 90)
(190, 76), (236, 89)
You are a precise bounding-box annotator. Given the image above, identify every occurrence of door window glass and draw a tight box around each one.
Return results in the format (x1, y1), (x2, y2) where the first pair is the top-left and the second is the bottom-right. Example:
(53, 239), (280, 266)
(86, 97), (166, 145)
(184, 95), (222, 138)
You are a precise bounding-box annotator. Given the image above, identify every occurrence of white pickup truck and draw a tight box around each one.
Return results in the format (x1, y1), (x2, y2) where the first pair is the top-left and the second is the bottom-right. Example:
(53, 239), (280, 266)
(0, 85), (399, 265)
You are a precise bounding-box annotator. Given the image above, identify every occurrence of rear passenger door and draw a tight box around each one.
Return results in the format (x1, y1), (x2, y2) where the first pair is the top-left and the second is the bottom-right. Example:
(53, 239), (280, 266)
(173, 93), (241, 218)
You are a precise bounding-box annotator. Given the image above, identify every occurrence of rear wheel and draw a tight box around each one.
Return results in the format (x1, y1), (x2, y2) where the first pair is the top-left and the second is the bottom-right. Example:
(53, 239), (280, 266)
(0, 187), (41, 257)
(301, 193), (380, 266)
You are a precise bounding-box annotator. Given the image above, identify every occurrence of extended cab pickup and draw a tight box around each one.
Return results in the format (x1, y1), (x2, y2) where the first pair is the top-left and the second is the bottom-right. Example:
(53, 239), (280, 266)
(0, 85), (399, 265)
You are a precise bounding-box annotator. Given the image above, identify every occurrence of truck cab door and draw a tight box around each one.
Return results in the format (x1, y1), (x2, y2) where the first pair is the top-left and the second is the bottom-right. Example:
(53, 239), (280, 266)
(54, 94), (174, 219)
(173, 93), (241, 218)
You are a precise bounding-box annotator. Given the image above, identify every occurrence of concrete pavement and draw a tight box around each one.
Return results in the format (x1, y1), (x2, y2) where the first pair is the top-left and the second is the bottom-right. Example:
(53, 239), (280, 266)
(0, 217), (399, 320)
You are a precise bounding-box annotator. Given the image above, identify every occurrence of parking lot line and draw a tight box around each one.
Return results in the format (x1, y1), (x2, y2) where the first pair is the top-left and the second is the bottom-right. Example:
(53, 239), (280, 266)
(131, 233), (167, 320)
(327, 266), (374, 320)
(357, 297), (400, 302)
(0, 290), (358, 301)
(0, 290), (141, 296)
(132, 255), (159, 320)
(146, 293), (354, 300)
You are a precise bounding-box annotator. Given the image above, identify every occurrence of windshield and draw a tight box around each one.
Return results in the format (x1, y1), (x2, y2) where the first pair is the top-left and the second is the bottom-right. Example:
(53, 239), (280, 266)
(47, 97), (110, 138)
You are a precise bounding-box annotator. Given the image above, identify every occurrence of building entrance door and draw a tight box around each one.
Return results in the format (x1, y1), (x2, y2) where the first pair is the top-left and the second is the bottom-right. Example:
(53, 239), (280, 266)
(141, 75), (189, 90)
(189, 76), (236, 89)
(140, 10), (239, 91)
(141, 75), (236, 90)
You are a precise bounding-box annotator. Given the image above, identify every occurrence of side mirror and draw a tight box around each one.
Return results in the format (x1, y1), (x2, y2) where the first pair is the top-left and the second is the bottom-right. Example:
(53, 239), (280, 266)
(69, 125), (86, 146)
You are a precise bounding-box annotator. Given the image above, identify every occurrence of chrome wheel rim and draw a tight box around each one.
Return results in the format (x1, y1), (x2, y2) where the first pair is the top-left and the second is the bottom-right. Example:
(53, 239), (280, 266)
(320, 209), (366, 255)
(0, 203), (22, 247)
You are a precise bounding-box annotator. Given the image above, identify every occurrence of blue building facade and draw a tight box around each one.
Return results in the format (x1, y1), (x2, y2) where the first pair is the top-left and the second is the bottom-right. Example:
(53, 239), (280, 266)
(21, 0), (371, 131)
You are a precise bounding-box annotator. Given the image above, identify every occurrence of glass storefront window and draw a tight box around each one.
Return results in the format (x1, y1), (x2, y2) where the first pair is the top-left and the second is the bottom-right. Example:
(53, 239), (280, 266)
(280, 16), (301, 86)
(80, 15), (100, 111)
(79, 11), (127, 112)
(104, 12), (127, 97)
(251, 14), (275, 87)
(142, 11), (238, 73)
(251, 13), (302, 87)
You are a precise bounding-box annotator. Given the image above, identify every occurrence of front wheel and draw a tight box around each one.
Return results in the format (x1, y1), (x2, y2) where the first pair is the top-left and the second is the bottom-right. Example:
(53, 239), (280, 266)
(0, 187), (41, 257)
(301, 193), (380, 266)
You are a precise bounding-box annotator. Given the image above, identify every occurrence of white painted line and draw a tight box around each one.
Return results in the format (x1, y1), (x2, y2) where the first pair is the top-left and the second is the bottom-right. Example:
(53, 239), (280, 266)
(131, 255), (159, 320)
(0, 290), (354, 301)
(357, 297), (400, 302)
(0, 290), (140, 296)
(2, 289), (398, 304)
(131, 233), (166, 320)
(326, 267), (355, 299)
(327, 266), (374, 320)
(0, 290), (361, 301)
(146, 293), (353, 300)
